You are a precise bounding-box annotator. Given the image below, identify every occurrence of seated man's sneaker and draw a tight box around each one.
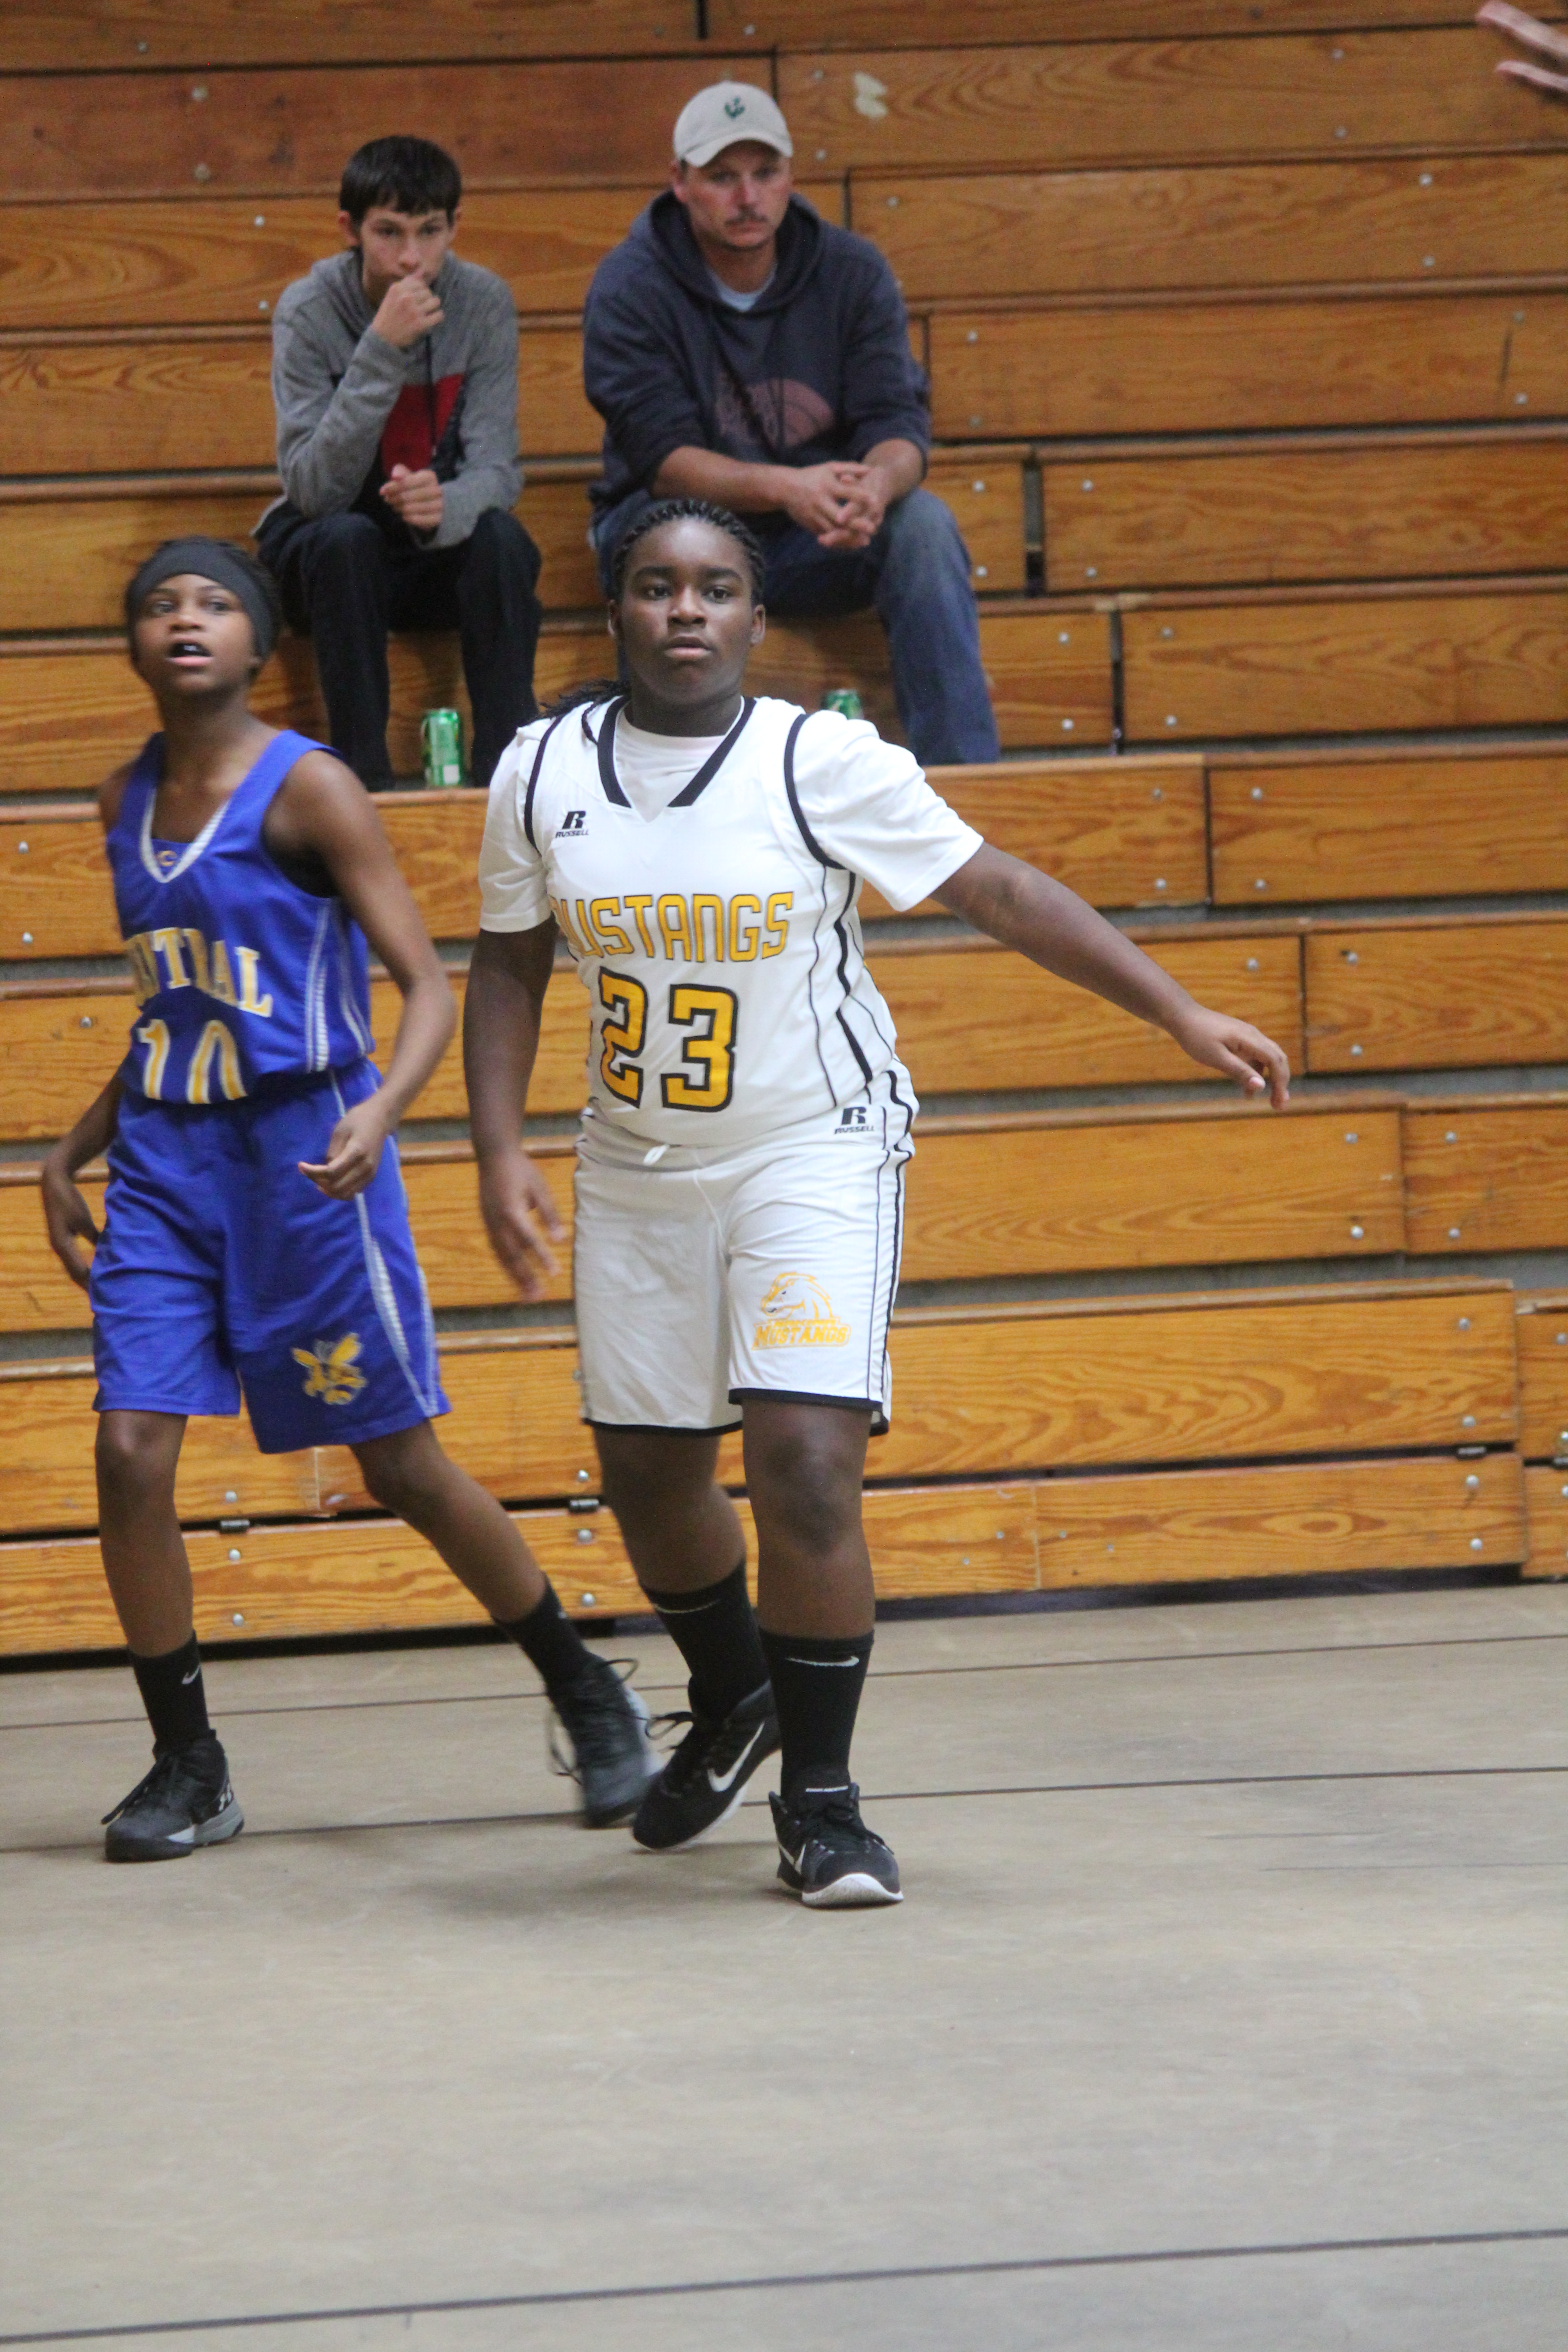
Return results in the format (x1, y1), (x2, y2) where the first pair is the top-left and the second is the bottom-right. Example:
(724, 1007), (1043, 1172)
(770, 1781), (902, 1908)
(102, 1732), (244, 1863)
(632, 1680), (779, 1853)
(549, 1654), (660, 1828)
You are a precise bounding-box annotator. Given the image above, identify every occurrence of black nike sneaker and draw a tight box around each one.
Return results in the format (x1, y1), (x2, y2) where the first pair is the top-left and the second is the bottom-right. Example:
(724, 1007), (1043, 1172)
(102, 1733), (244, 1863)
(770, 1781), (902, 1908)
(549, 1654), (660, 1828)
(631, 1680), (780, 1852)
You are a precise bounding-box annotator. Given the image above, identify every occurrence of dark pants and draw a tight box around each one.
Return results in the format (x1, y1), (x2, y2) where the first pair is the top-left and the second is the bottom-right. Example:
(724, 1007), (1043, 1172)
(593, 485), (1000, 768)
(258, 504), (543, 790)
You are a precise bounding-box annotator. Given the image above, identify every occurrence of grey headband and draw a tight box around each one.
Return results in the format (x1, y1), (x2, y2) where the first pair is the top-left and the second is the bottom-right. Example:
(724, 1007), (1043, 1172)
(125, 538), (279, 665)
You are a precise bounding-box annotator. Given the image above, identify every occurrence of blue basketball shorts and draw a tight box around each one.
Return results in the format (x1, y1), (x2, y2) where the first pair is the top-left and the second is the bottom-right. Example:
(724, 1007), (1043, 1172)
(90, 1060), (449, 1454)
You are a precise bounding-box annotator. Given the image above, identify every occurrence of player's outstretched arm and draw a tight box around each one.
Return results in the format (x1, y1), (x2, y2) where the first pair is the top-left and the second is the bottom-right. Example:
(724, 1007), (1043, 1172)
(1477, 3), (1568, 95)
(935, 845), (1291, 1106)
(268, 749), (456, 1199)
(463, 923), (566, 1303)
(40, 1074), (122, 1290)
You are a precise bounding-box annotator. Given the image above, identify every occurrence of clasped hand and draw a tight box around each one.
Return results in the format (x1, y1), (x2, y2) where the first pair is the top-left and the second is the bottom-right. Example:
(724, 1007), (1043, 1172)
(782, 461), (890, 551)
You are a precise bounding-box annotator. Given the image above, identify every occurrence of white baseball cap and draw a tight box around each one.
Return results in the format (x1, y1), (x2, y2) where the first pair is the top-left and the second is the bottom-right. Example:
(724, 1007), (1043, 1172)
(673, 82), (794, 168)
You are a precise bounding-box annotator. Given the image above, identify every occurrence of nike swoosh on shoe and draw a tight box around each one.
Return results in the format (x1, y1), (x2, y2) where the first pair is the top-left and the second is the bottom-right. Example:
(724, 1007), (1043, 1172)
(706, 1724), (765, 1793)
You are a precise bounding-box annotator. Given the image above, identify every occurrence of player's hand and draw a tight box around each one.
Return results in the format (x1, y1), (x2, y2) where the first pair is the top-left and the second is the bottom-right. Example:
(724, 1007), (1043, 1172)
(40, 1155), (100, 1291)
(477, 1147), (564, 1301)
(778, 461), (872, 546)
(299, 1097), (392, 1200)
(370, 274), (444, 350)
(380, 466), (444, 533)
(1169, 1004), (1292, 1107)
(1477, 2), (1568, 90)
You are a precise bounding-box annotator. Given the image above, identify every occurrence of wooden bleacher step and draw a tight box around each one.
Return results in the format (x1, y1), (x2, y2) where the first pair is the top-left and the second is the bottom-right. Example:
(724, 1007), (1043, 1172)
(1207, 745), (1568, 900)
(710, 4), (1514, 46)
(17, 0), (1516, 74)
(1039, 433), (1568, 596)
(0, 1283), (1517, 1538)
(7, 0), (703, 72)
(1404, 1098), (1568, 1257)
(1301, 915), (1568, 1073)
(0, 750), (1187, 953)
(774, 33), (1558, 176)
(2, 56), (759, 201)
(12, 314), (1568, 471)
(0, 452), (1025, 632)
(0, 1449), (1526, 1655)
(1122, 580), (1568, 740)
(931, 298), (1568, 440)
(0, 180), (849, 333)
(1514, 1294), (1568, 1579)
(0, 1098), (1449, 1333)
(13, 906), (1568, 1147)
(851, 154), (1568, 303)
(1514, 1294), (1568, 1463)
(0, 601), (1111, 797)
(0, 471), (603, 629)
(0, 918), (1288, 1142)
(0, 323), (597, 470)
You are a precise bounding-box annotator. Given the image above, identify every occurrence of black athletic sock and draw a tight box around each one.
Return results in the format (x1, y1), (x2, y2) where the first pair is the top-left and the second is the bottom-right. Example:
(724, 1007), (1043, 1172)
(760, 1627), (873, 1806)
(498, 1582), (595, 1696)
(131, 1634), (211, 1755)
(642, 1561), (767, 1721)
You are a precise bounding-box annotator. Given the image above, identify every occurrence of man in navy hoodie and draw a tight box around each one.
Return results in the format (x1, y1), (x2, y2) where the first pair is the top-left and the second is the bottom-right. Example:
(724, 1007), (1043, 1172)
(583, 84), (1000, 766)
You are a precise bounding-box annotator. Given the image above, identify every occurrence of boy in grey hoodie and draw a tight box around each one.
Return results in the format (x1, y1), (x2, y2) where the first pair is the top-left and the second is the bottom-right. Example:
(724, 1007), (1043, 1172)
(256, 137), (541, 790)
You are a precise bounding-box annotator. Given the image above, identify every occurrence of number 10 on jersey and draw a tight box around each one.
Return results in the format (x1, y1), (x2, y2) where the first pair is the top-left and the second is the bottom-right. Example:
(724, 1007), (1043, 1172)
(598, 970), (738, 1112)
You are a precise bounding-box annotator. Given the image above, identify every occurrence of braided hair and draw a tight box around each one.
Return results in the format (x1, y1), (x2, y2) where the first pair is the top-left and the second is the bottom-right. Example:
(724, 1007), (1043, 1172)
(545, 498), (767, 718)
(609, 496), (766, 602)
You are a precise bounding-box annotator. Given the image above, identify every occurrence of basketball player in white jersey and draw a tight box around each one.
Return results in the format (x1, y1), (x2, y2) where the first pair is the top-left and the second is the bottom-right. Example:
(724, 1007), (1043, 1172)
(465, 500), (1290, 1908)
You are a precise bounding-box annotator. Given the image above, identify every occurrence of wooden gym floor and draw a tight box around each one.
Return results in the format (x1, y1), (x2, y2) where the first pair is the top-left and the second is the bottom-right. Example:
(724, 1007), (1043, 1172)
(1, 1586), (1565, 2349)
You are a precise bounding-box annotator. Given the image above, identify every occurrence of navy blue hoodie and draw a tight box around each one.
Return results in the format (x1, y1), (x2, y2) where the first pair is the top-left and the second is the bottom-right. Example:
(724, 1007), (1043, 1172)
(583, 192), (930, 528)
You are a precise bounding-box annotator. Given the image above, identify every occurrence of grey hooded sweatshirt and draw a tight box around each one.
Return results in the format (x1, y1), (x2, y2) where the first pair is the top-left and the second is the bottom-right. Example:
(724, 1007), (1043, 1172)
(260, 249), (523, 551)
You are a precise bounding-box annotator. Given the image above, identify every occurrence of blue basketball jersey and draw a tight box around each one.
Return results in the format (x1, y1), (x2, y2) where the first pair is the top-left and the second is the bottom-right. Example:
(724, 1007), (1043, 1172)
(107, 730), (374, 1102)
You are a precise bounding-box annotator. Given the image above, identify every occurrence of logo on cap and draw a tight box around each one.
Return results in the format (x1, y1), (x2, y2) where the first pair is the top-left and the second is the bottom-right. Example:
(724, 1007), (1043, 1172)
(725, 95), (745, 118)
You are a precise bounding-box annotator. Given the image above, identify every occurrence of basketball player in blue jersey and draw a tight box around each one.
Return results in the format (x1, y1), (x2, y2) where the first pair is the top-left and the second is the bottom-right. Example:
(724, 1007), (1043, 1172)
(465, 499), (1293, 1908)
(39, 537), (655, 1861)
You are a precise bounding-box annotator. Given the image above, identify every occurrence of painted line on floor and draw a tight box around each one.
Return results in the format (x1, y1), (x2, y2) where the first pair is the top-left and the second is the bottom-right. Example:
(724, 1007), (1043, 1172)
(5, 1759), (1566, 1859)
(4, 1625), (1564, 1738)
(5, 2225), (1566, 2343)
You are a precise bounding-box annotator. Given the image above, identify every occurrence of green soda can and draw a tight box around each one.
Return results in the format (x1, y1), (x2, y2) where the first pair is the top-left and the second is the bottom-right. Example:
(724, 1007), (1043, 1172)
(421, 707), (465, 789)
(822, 687), (864, 720)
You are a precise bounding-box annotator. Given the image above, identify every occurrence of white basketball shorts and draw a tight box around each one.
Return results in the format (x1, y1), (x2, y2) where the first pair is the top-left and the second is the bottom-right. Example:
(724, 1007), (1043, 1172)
(573, 1064), (916, 1434)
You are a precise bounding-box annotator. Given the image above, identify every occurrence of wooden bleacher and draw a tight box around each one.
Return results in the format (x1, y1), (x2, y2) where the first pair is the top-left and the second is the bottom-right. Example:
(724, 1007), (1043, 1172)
(856, 154), (1568, 299)
(19, 1083), (1568, 1341)
(0, 1278), (1526, 1649)
(1207, 744), (1568, 899)
(0, 757), (1196, 954)
(4, 4), (1568, 1651)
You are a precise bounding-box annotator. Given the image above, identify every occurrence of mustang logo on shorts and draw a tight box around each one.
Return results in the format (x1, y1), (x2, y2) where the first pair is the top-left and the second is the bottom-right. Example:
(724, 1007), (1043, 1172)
(753, 1274), (851, 1350)
(291, 1333), (368, 1406)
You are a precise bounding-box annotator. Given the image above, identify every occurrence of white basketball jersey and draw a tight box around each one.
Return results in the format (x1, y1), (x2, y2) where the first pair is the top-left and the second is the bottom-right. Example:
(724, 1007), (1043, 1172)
(478, 694), (982, 1148)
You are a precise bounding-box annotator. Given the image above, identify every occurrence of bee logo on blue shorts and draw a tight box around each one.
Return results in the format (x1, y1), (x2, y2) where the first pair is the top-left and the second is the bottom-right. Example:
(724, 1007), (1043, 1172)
(291, 1333), (368, 1406)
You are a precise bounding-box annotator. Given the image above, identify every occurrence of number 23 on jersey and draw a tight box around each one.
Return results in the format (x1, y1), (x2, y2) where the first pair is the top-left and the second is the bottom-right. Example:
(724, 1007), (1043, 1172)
(598, 971), (738, 1113)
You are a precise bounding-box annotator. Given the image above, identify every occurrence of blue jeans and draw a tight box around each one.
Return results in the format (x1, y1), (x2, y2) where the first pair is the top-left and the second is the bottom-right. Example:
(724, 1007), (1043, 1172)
(593, 486), (1000, 767)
